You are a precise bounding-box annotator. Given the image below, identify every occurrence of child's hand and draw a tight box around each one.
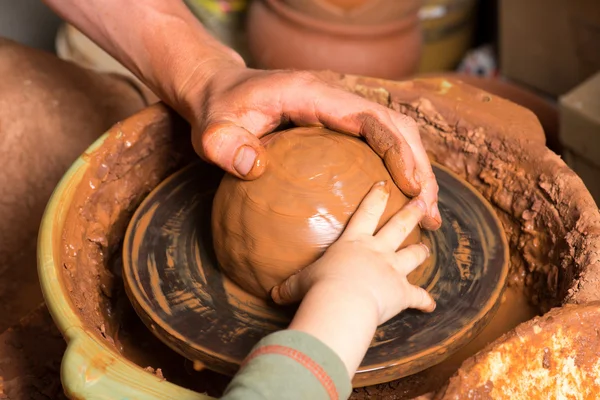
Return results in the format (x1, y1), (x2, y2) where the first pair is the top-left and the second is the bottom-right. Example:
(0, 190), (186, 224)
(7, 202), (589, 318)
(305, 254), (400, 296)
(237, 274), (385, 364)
(271, 180), (436, 325)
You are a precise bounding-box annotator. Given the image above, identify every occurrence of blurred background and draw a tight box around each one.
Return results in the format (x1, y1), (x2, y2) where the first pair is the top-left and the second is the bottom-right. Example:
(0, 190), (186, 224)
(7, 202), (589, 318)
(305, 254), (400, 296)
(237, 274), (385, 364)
(0, 0), (599, 201)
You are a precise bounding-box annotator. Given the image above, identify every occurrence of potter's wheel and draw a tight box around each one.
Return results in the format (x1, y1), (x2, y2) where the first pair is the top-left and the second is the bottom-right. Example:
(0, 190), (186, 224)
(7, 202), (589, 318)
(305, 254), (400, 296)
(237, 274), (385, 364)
(122, 161), (509, 387)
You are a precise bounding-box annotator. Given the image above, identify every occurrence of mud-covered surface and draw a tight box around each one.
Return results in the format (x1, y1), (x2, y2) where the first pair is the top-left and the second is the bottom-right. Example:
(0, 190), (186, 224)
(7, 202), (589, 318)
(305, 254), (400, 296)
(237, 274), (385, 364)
(56, 75), (600, 398)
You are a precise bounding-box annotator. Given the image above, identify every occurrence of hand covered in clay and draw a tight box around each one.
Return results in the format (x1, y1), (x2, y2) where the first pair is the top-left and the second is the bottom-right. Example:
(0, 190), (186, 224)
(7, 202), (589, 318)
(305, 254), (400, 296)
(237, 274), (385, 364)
(270, 180), (436, 375)
(180, 64), (441, 230)
(272, 180), (436, 323)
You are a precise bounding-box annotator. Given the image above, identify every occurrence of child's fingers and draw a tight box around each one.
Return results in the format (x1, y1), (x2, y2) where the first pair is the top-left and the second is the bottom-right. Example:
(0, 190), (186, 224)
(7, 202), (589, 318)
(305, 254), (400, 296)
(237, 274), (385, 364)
(270, 271), (306, 305)
(394, 243), (430, 276)
(405, 284), (436, 313)
(375, 198), (426, 250)
(343, 180), (390, 238)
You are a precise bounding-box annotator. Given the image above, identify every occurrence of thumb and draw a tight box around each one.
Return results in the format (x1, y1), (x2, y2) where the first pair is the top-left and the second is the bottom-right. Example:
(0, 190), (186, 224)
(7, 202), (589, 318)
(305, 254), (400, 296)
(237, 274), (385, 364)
(271, 272), (306, 305)
(192, 121), (268, 180)
(405, 285), (436, 313)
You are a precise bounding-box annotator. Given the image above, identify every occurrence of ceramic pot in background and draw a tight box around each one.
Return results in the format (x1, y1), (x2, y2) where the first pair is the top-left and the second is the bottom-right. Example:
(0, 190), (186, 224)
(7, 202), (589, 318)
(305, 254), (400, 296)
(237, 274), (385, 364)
(417, 0), (477, 73)
(247, 0), (423, 80)
(282, 0), (423, 25)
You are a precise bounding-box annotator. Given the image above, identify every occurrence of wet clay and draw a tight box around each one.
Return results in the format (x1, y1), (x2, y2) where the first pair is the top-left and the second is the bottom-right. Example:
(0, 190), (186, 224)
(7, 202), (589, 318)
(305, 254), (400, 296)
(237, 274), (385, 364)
(56, 72), (600, 398)
(212, 127), (420, 299)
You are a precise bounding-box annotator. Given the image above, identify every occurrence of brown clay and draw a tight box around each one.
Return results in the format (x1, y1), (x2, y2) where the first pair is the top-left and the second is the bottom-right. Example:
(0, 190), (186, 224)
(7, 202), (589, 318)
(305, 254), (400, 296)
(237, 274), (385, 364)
(212, 127), (420, 298)
(56, 75), (600, 398)
(283, 0), (422, 25)
(246, 0), (422, 80)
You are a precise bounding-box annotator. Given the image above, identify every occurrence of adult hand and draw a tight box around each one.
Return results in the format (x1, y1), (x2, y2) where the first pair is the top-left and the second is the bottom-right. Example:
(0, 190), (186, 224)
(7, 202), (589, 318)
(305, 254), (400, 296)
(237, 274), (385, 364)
(271, 180), (436, 325)
(179, 64), (441, 230)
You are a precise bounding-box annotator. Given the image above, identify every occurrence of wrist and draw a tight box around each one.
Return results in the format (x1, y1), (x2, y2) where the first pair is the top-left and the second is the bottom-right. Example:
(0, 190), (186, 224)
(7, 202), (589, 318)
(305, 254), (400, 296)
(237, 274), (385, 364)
(289, 282), (379, 377)
(171, 55), (245, 122)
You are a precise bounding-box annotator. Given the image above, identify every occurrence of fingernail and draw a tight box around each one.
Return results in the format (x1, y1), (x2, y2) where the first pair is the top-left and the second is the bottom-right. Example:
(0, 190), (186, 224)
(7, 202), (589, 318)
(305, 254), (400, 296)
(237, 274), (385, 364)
(430, 300), (437, 312)
(432, 203), (441, 222)
(412, 198), (427, 211)
(234, 145), (257, 177)
(374, 180), (390, 193)
(420, 242), (430, 257)
(270, 285), (282, 304)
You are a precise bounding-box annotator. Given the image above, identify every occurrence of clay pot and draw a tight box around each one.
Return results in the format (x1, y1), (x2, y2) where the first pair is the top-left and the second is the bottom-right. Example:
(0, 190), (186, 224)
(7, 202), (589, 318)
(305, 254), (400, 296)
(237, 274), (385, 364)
(282, 0), (423, 25)
(246, 0), (423, 80)
(212, 127), (420, 299)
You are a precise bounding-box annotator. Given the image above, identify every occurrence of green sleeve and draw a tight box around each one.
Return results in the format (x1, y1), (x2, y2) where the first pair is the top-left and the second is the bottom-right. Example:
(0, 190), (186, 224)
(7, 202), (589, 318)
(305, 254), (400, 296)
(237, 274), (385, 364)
(221, 330), (352, 400)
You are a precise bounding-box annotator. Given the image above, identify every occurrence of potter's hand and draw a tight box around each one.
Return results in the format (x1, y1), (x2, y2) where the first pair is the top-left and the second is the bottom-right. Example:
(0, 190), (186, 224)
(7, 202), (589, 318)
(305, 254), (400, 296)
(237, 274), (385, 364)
(270, 180), (436, 376)
(42, 0), (439, 229)
(182, 66), (441, 231)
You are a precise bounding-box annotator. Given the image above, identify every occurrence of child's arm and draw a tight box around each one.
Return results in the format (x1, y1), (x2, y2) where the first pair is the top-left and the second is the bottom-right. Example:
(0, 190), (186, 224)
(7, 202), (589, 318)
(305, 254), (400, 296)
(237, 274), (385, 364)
(222, 181), (436, 400)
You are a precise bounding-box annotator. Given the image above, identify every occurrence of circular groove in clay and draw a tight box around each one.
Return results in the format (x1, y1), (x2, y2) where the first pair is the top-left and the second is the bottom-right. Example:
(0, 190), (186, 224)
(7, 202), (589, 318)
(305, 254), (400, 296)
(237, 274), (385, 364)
(122, 160), (509, 386)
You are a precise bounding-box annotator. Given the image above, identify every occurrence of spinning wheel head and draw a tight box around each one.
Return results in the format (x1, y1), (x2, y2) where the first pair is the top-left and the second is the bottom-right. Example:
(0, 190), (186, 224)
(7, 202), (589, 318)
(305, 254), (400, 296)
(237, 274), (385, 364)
(123, 161), (509, 387)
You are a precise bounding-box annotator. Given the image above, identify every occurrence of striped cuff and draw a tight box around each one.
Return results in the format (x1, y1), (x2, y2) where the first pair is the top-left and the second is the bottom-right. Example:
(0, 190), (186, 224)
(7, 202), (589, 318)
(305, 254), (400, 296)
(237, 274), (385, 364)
(223, 330), (352, 400)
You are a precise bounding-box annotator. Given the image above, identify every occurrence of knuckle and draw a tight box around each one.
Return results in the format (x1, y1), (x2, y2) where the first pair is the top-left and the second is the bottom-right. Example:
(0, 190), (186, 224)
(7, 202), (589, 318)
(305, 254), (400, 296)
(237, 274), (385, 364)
(362, 206), (380, 219)
(279, 279), (293, 299)
(199, 127), (221, 160)
(288, 70), (320, 87)
(394, 113), (418, 131)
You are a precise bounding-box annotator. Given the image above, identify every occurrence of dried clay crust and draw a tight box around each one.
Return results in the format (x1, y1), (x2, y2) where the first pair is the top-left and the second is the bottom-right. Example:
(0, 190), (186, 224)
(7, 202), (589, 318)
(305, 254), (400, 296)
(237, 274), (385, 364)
(58, 75), (600, 398)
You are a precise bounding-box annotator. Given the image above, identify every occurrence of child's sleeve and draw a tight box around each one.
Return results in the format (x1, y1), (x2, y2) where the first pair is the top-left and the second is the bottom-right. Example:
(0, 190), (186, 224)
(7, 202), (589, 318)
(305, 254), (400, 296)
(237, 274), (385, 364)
(221, 330), (353, 400)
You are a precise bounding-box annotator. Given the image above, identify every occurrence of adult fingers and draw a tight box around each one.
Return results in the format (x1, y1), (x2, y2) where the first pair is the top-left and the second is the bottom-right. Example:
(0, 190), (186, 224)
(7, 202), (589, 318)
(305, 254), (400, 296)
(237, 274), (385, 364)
(355, 112), (420, 198)
(192, 121), (268, 180)
(404, 284), (436, 313)
(390, 113), (441, 231)
(375, 199), (427, 250)
(343, 180), (390, 238)
(394, 243), (430, 276)
(277, 76), (422, 197)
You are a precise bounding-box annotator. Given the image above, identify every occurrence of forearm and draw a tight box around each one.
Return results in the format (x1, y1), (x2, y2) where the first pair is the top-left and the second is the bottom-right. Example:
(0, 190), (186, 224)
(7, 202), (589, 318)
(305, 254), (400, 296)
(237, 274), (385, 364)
(223, 330), (352, 400)
(288, 283), (379, 378)
(42, 0), (243, 116)
(221, 285), (378, 400)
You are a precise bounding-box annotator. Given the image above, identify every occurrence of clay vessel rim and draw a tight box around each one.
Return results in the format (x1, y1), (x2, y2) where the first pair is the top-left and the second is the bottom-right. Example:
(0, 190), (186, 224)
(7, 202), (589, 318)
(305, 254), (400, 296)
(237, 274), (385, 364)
(264, 0), (420, 37)
(291, 0), (421, 21)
